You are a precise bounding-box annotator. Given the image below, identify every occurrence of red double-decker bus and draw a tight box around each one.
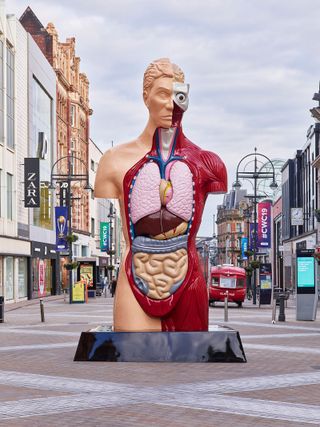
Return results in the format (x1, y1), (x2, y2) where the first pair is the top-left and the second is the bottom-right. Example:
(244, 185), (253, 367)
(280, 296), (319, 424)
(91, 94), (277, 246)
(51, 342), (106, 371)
(209, 265), (246, 307)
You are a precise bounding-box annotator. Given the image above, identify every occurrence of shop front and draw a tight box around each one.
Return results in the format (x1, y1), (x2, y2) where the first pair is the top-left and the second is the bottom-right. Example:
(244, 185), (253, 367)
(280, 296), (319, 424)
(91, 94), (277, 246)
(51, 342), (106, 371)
(31, 242), (59, 298)
(0, 237), (30, 303)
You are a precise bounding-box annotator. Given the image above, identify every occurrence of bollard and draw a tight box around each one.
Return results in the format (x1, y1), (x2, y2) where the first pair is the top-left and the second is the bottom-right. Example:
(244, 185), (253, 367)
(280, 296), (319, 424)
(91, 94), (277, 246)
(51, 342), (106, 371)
(278, 294), (285, 322)
(0, 296), (4, 323)
(271, 297), (276, 324)
(224, 291), (228, 322)
(40, 299), (45, 323)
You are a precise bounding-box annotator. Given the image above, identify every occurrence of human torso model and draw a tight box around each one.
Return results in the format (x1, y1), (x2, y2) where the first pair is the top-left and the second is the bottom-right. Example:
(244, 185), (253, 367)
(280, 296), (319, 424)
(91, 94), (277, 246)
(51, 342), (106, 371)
(95, 58), (227, 332)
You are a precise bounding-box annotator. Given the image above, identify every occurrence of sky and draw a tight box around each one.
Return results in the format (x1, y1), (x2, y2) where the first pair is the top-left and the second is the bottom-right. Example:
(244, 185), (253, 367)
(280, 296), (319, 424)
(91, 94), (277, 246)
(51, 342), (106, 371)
(9, 0), (320, 236)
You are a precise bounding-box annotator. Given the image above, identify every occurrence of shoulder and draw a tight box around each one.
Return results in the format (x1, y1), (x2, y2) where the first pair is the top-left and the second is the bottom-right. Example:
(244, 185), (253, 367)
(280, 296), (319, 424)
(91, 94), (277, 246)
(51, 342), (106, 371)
(199, 150), (228, 194)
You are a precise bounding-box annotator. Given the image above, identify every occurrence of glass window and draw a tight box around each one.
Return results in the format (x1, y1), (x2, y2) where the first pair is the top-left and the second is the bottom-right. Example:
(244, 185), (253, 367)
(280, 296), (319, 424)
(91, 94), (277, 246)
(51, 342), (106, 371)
(220, 277), (237, 289)
(211, 277), (219, 286)
(91, 159), (95, 171)
(0, 40), (4, 142)
(70, 104), (76, 127)
(237, 278), (245, 288)
(5, 256), (13, 300)
(0, 170), (1, 217)
(6, 173), (12, 220)
(6, 45), (14, 149)
(32, 78), (53, 229)
(0, 256), (3, 296)
(18, 258), (28, 298)
(81, 245), (88, 257)
(91, 217), (95, 236)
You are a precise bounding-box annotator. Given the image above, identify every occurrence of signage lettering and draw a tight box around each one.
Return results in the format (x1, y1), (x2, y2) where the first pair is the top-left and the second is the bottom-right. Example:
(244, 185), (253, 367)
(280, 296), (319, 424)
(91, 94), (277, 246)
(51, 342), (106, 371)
(24, 158), (40, 208)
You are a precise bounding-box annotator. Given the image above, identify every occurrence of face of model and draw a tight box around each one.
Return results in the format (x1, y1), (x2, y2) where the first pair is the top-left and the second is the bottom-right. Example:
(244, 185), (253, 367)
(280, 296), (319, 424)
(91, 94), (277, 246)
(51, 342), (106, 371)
(146, 77), (174, 129)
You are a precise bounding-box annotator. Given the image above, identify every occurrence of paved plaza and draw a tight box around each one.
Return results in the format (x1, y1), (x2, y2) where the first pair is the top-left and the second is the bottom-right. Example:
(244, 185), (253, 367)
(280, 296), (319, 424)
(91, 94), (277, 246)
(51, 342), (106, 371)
(0, 294), (319, 426)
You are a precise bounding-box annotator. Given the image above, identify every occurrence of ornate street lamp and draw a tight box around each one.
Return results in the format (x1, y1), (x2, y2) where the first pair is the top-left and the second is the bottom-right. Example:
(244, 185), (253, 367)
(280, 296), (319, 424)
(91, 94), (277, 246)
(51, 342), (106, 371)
(233, 148), (278, 305)
(49, 154), (92, 304)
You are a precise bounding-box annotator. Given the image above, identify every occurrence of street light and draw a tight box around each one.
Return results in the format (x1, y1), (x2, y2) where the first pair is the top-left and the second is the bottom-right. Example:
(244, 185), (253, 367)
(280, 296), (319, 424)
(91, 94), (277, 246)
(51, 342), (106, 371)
(107, 203), (116, 287)
(49, 154), (92, 304)
(233, 148), (278, 305)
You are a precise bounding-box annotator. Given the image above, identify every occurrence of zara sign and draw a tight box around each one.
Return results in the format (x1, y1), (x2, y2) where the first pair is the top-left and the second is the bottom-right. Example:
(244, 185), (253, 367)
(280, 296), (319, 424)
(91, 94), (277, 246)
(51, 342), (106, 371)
(24, 158), (40, 208)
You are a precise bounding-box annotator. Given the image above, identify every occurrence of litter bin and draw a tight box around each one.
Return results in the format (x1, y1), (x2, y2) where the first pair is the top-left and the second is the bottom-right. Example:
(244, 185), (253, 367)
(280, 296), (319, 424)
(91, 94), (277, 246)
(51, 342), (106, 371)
(0, 296), (4, 323)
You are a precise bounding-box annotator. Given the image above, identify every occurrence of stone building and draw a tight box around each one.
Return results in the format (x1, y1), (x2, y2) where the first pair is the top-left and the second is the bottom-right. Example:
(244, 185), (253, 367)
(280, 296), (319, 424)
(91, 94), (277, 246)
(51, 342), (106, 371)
(216, 189), (248, 267)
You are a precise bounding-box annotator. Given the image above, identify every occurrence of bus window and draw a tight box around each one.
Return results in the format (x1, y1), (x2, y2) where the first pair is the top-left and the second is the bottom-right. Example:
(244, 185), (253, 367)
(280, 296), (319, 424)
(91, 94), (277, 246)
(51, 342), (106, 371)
(237, 278), (245, 288)
(220, 277), (237, 288)
(211, 277), (219, 286)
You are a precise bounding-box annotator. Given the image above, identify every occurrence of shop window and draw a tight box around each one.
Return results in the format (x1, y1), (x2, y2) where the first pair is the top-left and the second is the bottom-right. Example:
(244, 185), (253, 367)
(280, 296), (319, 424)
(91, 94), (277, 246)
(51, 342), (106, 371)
(6, 45), (14, 150)
(18, 258), (27, 298)
(0, 256), (3, 296)
(0, 40), (4, 143)
(6, 173), (12, 220)
(32, 77), (53, 229)
(5, 256), (13, 300)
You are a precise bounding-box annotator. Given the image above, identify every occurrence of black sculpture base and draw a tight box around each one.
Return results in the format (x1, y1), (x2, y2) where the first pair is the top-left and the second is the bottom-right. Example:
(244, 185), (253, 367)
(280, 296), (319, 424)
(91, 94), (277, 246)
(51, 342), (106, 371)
(74, 325), (246, 363)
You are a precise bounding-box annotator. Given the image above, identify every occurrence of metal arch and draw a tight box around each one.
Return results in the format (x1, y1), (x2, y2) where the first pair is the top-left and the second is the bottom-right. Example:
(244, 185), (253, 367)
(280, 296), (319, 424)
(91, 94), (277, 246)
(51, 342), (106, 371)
(50, 154), (89, 182)
(235, 148), (277, 178)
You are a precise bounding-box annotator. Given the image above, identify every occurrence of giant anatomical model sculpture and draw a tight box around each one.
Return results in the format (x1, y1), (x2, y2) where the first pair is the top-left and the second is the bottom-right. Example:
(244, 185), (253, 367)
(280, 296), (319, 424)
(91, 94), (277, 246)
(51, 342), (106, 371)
(95, 58), (227, 332)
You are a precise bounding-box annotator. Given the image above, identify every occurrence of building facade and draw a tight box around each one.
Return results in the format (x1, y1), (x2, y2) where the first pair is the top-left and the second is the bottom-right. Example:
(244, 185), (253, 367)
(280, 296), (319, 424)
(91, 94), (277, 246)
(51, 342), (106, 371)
(281, 123), (318, 291)
(216, 189), (248, 267)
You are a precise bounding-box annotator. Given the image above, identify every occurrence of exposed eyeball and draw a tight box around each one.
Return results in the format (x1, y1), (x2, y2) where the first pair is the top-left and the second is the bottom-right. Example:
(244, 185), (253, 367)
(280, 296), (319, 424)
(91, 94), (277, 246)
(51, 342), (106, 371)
(177, 92), (186, 103)
(173, 83), (189, 112)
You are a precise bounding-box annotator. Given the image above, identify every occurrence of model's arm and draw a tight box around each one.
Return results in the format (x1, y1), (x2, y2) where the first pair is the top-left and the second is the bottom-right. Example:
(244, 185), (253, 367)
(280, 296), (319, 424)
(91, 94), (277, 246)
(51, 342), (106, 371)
(94, 149), (120, 199)
(200, 150), (228, 194)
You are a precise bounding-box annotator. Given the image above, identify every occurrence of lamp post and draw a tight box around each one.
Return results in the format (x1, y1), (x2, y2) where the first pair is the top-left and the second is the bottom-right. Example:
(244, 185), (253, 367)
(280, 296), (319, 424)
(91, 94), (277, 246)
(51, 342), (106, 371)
(108, 203), (115, 287)
(233, 148), (278, 305)
(49, 154), (92, 304)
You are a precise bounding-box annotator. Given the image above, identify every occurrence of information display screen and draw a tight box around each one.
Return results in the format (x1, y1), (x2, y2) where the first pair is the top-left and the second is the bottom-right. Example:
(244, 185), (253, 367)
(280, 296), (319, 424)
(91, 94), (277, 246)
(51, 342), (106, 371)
(297, 257), (315, 288)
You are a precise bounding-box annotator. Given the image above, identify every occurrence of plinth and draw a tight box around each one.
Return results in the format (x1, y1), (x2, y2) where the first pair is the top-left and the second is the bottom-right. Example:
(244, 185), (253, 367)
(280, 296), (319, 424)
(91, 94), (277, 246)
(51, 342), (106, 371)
(74, 325), (246, 363)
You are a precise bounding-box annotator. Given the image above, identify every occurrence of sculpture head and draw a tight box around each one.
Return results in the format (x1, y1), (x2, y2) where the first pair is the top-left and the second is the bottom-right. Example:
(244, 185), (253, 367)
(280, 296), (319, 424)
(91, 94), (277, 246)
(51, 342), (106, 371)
(143, 58), (189, 129)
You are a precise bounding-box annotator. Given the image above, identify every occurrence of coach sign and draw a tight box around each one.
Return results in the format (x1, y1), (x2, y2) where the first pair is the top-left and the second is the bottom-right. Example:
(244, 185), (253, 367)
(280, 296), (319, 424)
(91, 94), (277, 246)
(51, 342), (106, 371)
(24, 158), (40, 208)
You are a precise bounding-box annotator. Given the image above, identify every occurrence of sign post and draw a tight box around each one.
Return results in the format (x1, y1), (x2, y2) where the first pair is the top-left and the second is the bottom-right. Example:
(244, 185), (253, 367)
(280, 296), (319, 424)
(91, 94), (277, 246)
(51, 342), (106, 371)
(296, 249), (318, 320)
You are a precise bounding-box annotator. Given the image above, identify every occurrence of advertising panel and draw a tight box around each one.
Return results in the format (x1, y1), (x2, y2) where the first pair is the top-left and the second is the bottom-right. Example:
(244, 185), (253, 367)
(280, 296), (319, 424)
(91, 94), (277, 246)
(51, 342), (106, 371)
(38, 259), (46, 297)
(249, 223), (257, 250)
(297, 257), (315, 288)
(241, 237), (248, 260)
(100, 222), (110, 252)
(80, 264), (94, 288)
(257, 202), (271, 249)
(72, 281), (85, 303)
(55, 206), (68, 252)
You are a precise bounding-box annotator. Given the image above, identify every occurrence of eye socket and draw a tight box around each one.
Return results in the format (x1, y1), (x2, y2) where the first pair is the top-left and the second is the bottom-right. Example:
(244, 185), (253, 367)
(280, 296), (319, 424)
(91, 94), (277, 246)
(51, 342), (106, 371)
(176, 92), (186, 102)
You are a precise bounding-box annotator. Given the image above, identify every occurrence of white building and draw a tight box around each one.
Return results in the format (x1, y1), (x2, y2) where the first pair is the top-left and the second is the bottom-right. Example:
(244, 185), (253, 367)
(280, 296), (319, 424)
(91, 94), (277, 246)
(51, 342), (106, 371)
(0, 5), (57, 303)
(0, 10), (30, 302)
